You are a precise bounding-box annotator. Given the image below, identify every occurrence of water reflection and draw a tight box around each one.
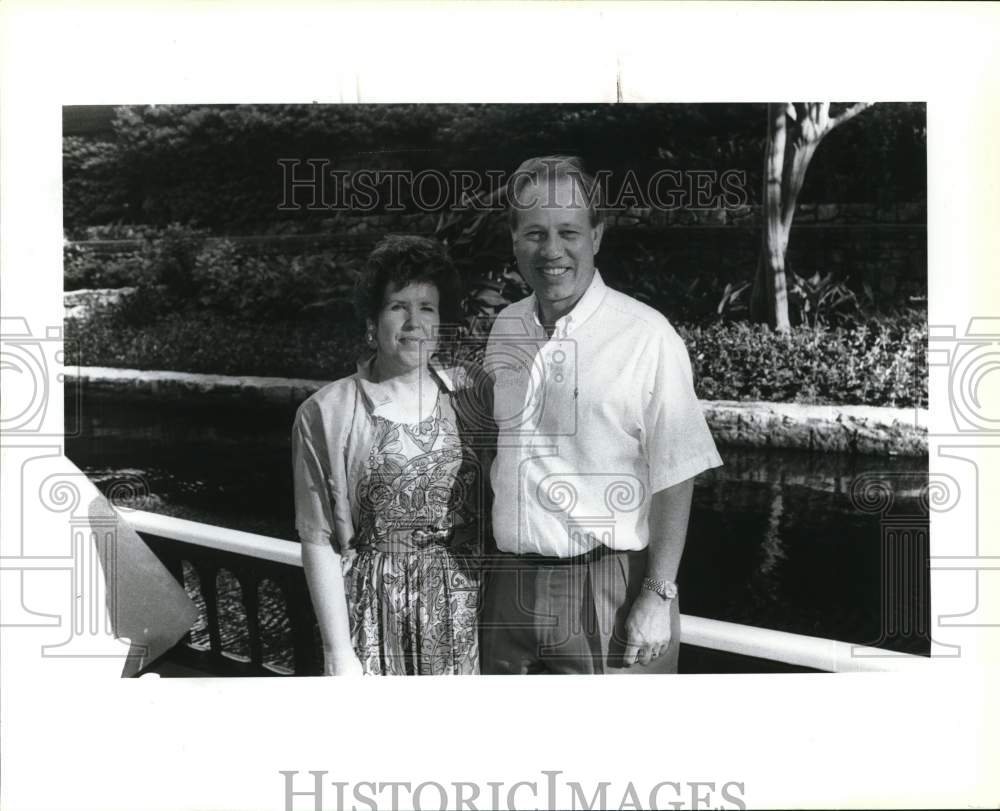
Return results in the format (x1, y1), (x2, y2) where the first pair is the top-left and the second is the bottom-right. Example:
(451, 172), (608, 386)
(684, 449), (928, 653)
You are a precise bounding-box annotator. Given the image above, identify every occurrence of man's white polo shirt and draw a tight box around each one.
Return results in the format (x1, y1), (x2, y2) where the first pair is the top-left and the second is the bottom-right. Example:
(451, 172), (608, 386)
(485, 271), (723, 557)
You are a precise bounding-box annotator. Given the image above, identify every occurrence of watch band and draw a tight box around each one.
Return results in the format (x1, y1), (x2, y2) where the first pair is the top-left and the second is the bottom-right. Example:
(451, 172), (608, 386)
(641, 577), (678, 601)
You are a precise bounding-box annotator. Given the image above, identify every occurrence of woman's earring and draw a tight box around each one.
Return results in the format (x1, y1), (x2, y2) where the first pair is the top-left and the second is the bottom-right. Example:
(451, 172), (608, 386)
(366, 329), (375, 347)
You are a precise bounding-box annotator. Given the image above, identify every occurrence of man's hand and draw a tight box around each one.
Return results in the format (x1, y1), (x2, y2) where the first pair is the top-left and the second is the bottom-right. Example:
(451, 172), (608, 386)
(622, 589), (673, 667)
(324, 650), (364, 677)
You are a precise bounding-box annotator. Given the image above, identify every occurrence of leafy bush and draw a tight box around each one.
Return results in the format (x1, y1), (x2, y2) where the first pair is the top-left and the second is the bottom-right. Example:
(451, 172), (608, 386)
(65, 223), (211, 295)
(680, 319), (926, 408)
(65, 223), (162, 242)
(717, 270), (876, 328)
(63, 136), (131, 228)
(786, 271), (870, 327)
(141, 223), (209, 299)
(190, 241), (357, 321)
(64, 243), (145, 290)
(433, 203), (532, 345)
(66, 308), (366, 381)
(67, 302), (927, 409)
(65, 205), (927, 408)
(607, 243), (723, 324)
(65, 224), (362, 322)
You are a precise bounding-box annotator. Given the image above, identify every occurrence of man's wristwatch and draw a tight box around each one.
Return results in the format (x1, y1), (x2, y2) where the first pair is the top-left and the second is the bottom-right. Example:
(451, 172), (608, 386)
(641, 577), (678, 601)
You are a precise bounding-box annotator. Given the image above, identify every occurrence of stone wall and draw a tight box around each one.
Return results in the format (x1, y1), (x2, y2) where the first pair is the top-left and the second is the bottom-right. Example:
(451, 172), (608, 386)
(702, 400), (927, 457)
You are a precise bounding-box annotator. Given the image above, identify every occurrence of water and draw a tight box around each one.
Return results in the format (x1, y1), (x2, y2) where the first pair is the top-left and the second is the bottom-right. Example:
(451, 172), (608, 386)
(66, 393), (931, 661)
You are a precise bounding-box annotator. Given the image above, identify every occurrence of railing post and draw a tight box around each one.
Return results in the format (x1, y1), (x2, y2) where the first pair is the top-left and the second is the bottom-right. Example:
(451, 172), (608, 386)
(199, 562), (222, 656)
(239, 571), (263, 667)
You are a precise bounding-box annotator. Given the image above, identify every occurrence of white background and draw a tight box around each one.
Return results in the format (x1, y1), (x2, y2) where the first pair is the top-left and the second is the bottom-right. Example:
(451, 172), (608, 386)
(2, 2), (999, 809)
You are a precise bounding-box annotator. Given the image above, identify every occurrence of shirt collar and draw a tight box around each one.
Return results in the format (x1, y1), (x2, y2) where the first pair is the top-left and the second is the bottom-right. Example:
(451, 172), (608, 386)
(355, 354), (455, 413)
(528, 269), (607, 338)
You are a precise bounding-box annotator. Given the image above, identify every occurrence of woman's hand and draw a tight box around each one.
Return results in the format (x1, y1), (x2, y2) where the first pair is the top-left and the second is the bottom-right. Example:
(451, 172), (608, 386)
(340, 546), (358, 577)
(324, 650), (364, 676)
(301, 542), (359, 677)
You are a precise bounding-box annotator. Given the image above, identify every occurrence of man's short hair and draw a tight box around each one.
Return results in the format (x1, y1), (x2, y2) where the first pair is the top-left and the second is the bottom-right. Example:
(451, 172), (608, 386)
(506, 155), (605, 230)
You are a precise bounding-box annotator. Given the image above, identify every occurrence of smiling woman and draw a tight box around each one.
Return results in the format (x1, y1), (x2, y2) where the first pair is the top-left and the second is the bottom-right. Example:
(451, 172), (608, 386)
(370, 282), (442, 391)
(293, 235), (492, 675)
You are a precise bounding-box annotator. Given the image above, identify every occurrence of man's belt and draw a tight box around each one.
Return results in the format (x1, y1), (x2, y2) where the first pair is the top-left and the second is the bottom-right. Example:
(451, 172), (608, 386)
(499, 544), (617, 567)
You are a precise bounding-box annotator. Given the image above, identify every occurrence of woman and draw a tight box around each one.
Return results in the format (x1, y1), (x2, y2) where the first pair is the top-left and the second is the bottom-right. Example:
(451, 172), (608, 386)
(293, 235), (488, 675)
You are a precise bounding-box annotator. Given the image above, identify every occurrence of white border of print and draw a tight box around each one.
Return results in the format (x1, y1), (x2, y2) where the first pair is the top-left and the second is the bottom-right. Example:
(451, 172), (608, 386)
(2, 2), (998, 810)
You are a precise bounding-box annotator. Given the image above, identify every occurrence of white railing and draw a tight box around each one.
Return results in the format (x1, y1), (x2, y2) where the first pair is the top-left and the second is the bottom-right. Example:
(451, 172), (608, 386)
(125, 509), (931, 674)
(128, 509), (303, 567)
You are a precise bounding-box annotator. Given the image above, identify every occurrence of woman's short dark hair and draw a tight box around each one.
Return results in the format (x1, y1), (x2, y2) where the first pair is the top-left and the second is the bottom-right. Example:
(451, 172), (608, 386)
(354, 235), (464, 326)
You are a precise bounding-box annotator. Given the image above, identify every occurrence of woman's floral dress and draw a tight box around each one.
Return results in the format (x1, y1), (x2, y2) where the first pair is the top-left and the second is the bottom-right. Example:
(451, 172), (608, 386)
(347, 390), (483, 675)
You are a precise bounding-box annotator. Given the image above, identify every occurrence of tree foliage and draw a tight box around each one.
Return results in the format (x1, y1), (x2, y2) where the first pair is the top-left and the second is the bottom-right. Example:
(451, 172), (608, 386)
(64, 103), (924, 233)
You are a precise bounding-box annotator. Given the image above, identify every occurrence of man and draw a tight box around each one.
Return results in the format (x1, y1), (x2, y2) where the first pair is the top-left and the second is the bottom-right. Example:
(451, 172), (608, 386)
(481, 155), (722, 674)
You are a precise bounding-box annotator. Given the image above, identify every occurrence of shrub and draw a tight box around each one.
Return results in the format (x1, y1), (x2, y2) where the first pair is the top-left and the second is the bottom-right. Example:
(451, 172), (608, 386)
(65, 225), (362, 322)
(679, 319), (927, 409)
(62, 136), (130, 226)
(64, 243), (145, 290)
(717, 270), (877, 329)
(66, 223), (211, 297)
(66, 308), (365, 381)
(190, 243), (358, 322)
(606, 243), (723, 324)
(141, 223), (209, 299)
(65, 223), (161, 242)
(66, 304), (927, 409)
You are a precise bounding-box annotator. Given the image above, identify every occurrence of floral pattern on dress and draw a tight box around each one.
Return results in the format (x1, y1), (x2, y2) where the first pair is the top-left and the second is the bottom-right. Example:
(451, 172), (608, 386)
(348, 395), (483, 675)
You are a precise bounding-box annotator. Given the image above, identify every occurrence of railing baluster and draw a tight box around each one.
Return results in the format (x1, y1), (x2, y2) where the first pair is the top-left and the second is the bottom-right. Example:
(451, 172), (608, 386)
(239, 570), (262, 667)
(141, 533), (314, 676)
(201, 563), (221, 656)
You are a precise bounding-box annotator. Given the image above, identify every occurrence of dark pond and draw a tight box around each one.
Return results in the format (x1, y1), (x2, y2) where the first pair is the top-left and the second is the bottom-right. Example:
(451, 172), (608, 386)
(66, 393), (931, 668)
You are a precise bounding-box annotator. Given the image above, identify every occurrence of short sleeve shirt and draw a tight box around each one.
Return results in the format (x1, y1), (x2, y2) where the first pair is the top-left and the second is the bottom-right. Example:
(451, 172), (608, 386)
(485, 271), (722, 557)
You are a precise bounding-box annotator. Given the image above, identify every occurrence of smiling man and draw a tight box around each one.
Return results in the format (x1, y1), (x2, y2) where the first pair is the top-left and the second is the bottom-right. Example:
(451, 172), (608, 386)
(481, 155), (723, 674)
